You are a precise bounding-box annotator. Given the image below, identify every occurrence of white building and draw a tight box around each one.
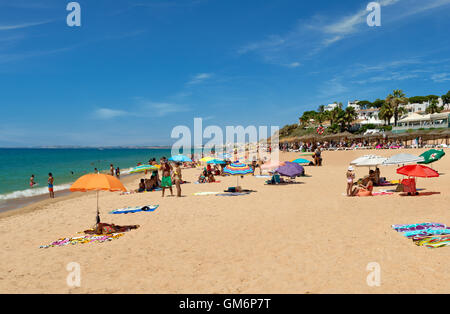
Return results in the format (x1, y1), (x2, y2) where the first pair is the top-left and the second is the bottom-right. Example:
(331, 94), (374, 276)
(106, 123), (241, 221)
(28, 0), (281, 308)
(348, 100), (360, 111)
(324, 103), (339, 111)
(394, 112), (450, 131)
(405, 97), (445, 113)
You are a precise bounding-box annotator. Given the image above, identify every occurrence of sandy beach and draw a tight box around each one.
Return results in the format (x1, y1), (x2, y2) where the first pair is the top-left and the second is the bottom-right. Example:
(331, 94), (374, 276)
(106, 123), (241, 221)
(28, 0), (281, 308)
(1, 148), (449, 294)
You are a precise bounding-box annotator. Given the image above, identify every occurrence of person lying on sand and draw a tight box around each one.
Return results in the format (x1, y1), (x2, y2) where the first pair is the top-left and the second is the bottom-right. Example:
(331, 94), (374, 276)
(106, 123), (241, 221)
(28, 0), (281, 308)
(85, 223), (140, 235)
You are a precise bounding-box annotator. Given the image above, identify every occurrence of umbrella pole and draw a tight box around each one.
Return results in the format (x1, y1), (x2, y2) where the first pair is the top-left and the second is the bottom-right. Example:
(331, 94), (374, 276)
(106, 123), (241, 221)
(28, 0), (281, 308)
(96, 190), (100, 224)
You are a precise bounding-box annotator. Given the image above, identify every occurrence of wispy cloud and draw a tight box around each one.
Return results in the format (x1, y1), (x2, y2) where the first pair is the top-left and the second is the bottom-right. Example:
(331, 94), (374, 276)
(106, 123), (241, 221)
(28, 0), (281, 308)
(187, 73), (213, 85)
(94, 108), (130, 120)
(0, 20), (53, 31)
(237, 0), (450, 65)
(431, 73), (450, 82)
(92, 100), (191, 120)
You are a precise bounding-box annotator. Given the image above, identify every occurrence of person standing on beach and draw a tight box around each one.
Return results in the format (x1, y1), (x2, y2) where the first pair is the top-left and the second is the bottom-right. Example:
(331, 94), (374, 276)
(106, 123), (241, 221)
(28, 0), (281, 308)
(160, 158), (173, 197)
(94, 168), (99, 174)
(173, 162), (182, 197)
(346, 166), (355, 196)
(48, 173), (55, 198)
(115, 167), (120, 178)
(110, 164), (114, 176)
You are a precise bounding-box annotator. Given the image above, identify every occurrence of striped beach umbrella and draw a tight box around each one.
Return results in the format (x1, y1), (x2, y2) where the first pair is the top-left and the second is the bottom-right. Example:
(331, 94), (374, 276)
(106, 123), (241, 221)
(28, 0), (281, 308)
(129, 165), (159, 174)
(224, 162), (254, 186)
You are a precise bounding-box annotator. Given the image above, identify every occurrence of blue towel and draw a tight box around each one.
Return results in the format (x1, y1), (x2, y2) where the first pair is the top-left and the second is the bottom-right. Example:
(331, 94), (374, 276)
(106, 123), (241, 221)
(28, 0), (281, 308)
(110, 205), (159, 214)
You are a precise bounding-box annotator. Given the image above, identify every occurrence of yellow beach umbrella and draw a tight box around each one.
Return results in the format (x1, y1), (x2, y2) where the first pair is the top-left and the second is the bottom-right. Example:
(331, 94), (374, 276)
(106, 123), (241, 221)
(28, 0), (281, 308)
(200, 156), (215, 162)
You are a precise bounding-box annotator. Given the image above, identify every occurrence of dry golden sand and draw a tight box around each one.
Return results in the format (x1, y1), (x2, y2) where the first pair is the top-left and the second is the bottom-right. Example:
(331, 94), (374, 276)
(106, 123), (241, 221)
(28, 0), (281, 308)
(0, 149), (449, 294)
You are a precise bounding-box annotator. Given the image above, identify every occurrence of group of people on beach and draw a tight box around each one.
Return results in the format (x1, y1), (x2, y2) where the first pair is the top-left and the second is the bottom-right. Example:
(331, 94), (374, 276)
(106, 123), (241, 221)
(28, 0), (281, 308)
(346, 167), (385, 197)
(136, 157), (183, 197)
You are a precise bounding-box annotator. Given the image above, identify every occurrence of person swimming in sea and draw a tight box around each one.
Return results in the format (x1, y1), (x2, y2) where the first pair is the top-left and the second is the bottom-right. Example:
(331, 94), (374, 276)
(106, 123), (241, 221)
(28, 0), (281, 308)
(30, 175), (37, 188)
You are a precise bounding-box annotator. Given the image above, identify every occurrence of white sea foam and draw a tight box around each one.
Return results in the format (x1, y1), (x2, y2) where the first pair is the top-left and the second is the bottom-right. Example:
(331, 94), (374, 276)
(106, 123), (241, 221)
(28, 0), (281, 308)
(0, 184), (72, 201)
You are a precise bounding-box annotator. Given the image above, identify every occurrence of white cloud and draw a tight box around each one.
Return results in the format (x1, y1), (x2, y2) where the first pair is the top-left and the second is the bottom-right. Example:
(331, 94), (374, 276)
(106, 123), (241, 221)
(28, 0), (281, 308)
(0, 20), (52, 31)
(94, 108), (129, 119)
(287, 62), (301, 68)
(93, 100), (191, 120)
(187, 73), (213, 85)
(237, 0), (450, 64)
(431, 73), (450, 83)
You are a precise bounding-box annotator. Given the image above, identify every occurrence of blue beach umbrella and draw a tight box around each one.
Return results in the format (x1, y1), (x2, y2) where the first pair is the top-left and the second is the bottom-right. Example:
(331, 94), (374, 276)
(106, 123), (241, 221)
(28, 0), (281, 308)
(169, 155), (192, 162)
(291, 158), (311, 165)
(207, 159), (227, 165)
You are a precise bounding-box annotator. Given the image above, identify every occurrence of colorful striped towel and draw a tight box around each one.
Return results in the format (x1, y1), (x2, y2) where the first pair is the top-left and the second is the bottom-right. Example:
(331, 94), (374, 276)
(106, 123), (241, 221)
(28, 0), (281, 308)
(413, 235), (450, 248)
(392, 223), (446, 233)
(392, 223), (450, 249)
(40, 233), (124, 249)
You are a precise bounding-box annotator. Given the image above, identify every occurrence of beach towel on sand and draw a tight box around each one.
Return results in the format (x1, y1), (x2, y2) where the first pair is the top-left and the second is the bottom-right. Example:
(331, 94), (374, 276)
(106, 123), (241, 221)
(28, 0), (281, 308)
(392, 223), (450, 248)
(109, 205), (159, 214)
(413, 235), (450, 248)
(40, 233), (124, 248)
(216, 192), (251, 197)
(194, 192), (221, 196)
(392, 223), (446, 233)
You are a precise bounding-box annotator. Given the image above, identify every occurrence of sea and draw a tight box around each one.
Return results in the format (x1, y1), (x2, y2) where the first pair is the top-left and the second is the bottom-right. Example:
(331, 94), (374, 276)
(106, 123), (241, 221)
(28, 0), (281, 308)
(0, 148), (173, 211)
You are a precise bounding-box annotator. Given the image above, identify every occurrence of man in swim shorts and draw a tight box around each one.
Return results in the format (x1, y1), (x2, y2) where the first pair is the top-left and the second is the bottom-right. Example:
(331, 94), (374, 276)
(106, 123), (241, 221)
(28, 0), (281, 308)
(160, 158), (173, 197)
(48, 173), (54, 198)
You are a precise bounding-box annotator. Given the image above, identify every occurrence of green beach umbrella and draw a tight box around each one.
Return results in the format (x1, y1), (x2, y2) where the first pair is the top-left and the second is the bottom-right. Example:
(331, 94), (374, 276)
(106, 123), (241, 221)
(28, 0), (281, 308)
(418, 149), (445, 165)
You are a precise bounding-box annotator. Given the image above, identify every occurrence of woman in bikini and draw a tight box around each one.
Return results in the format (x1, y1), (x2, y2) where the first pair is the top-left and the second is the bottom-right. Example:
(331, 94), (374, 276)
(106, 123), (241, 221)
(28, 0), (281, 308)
(351, 176), (374, 197)
(173, 162), (182, 197)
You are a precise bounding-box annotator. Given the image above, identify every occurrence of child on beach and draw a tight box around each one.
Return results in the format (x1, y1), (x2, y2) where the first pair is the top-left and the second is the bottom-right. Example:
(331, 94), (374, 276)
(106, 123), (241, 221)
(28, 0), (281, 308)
(30, 175), (36, 188)
(346, 166), (355, 196)
(48, 173), (54, 198)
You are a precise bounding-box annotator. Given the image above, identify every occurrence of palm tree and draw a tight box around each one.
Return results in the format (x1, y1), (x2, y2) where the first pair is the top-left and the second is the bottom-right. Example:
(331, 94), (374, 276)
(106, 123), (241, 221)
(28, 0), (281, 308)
(385, 89), (408, 126)
(426, 99), (443, 114)
(379, 103), (394, 126)
(343, 106), (358, 129)
(329, 106), (342, 126)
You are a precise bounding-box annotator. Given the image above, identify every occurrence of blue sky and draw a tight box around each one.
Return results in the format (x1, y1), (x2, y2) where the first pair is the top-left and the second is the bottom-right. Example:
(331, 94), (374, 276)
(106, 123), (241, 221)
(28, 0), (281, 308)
(1, 0), (450, 146)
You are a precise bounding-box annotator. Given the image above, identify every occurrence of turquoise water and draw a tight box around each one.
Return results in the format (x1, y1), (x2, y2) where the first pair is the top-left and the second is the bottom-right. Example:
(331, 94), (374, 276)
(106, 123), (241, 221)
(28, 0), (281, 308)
(0, 148), (172, 201)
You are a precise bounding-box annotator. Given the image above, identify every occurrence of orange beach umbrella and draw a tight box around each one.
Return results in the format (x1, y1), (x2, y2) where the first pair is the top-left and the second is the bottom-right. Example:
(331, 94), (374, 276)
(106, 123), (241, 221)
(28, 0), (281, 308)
(70, 173), (127, 223)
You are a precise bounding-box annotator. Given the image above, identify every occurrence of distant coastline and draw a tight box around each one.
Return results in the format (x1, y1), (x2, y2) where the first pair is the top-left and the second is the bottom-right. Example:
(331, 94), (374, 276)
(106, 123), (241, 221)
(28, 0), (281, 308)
(0, 146), (173, 149)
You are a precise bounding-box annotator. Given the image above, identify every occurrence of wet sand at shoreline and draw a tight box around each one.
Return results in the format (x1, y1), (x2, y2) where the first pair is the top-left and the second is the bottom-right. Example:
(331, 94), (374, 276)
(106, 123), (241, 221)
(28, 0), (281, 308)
(0, 149), (449, 294)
